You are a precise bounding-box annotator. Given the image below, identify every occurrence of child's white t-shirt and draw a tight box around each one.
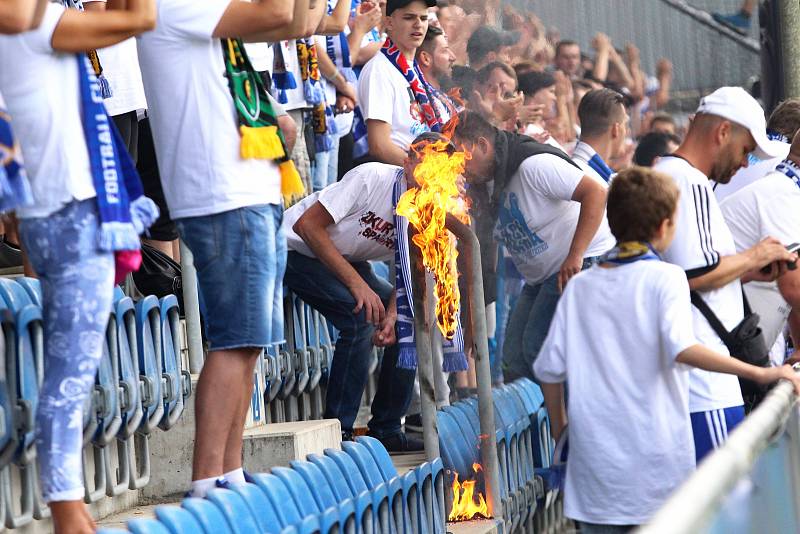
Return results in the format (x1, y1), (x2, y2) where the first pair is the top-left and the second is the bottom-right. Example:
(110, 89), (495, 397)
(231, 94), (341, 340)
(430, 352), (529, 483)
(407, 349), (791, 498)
(534, 260), (697, 525)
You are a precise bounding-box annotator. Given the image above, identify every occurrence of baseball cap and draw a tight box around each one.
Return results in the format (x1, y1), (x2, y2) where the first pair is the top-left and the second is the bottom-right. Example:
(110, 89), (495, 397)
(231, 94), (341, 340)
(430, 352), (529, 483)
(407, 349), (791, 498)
(386, 0), (437, 16)
(696, 87), (788, 160)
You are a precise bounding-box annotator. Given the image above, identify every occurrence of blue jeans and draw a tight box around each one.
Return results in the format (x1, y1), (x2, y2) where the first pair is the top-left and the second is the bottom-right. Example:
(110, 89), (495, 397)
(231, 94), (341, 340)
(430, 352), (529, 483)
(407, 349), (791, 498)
(504, 257), (598, 383)
(20, 199), (115, 502)
(284, 252), (415, 435)
(312, 136), (341, 192)
(176, 204), (286, 350)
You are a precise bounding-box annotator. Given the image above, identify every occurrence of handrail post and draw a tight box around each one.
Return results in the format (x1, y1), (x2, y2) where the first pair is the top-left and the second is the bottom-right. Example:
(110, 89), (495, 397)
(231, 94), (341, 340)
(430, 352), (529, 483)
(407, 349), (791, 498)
(444, 214), (503, 522)
(179, 240), (205, 374)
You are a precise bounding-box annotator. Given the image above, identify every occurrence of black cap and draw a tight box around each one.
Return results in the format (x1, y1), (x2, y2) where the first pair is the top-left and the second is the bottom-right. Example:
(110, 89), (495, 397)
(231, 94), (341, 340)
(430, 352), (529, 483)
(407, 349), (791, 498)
(386, 0), (437, 16)
(467, 26), (520, 63)
(517, 71), (555, 97)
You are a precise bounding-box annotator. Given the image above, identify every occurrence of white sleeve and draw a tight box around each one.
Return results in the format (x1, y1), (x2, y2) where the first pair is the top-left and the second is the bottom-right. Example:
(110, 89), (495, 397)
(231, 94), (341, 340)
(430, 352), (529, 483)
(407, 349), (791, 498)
(25, 3), (65, 54)
(158, 0), (230, 41)
(663, 180), (721, 276)
(757, 191), (800, 246)
(533, 293), (568, 383)
(357, 59), (395, 124)
(317, 165), (374, 223)
(521, 154), (585, 201)
(658, 268), (698, 362)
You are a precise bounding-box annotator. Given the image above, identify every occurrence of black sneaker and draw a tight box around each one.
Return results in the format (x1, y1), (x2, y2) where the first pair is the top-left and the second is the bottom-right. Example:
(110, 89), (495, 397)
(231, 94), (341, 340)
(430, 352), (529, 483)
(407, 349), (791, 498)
(342, 430), (356, 442)
(369, 432), (425, 454)
(404, 413), (423, 434)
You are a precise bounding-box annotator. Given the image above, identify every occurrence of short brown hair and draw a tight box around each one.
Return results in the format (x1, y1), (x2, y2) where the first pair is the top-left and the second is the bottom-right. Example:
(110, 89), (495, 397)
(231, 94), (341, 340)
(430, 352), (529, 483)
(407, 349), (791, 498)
(578, 88), (626, 138)
(607, 167), (680, 242)
(767, 98), (800, 139)
(476, 61), (518, 89)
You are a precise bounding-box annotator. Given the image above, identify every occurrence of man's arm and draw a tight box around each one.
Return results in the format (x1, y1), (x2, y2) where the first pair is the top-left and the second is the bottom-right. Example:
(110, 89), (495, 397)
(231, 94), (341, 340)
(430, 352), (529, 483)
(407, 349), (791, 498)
(318, 43), (356, 102)
(366, 120), (407, 166)
(541, 382), (567, 442)
(688, 237), (797, 291)
(316, 0), (349, 36)
(558, 176), (607, 291)
(676, 343), (800, 393)
(216, 0), (302, 41)
(0, 0), (48, 32)
(293, 202), (386, 324)
(51, 0), (155, 52)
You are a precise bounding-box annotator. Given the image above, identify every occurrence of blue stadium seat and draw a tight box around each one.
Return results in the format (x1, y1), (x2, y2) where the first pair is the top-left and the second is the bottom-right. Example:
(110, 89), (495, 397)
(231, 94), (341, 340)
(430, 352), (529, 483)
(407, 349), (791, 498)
(247, 472), (322, 534)
(205, 487), (263, 533)
(15, 277), (40, 307)
(271, 466), (340, 534)
(158, 295), (189, 430)
(114, 289), (143, 438)
(181, 497), (234, 534)
(228, 481), (286, 533)
(135, 296), (164, 433)
(0, 308), (17, 469)
(307, 453), (373, 534)
(325, 448), (392, 534)
(154, 504), (204, 534)
(290, 459), (357, 534)
(127, 518), (172, 534)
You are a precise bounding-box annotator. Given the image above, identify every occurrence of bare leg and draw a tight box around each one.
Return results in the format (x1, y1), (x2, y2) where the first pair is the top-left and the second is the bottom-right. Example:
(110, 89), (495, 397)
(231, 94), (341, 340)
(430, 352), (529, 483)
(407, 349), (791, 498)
(222, 350), (260, 472)
(50, 501), (94, 534)
(192, 348), (261, 480)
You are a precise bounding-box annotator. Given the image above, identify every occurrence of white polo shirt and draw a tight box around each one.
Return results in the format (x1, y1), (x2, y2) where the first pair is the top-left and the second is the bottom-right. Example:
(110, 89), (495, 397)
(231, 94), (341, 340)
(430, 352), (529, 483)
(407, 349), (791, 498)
(655, 155), (745, 412)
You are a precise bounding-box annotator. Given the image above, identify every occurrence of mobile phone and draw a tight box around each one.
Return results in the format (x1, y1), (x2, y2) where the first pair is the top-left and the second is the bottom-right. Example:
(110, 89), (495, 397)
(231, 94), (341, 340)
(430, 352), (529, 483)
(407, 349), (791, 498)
(760, 242), (800, 274)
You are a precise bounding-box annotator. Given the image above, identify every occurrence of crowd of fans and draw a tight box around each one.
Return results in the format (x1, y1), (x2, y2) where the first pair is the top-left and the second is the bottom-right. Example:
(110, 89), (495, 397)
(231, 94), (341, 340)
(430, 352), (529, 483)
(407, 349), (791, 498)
(3, 0), (800, 532)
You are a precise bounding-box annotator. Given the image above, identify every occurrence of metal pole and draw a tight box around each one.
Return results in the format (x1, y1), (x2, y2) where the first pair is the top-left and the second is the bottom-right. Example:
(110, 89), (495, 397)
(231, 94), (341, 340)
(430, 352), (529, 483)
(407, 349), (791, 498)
(445, 215), (503, 522)
(779, 0), (800, 98)
(179, 240), (205, 374)
(637, 376), (798, 534)
(410, 241), (441, 462)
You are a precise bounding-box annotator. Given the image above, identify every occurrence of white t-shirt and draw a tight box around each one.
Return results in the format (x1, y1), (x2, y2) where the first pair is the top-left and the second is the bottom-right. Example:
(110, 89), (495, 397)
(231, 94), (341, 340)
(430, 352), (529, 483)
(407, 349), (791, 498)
(523, 123), (564, 151)
(244, 42), (274, 74)
(357, 52), (430, 150)
(0, 3), (96, 219)
(571, 140), (613, 185)
(137, 0), (282, 219)
(274, 40), (309, 112)
(283, 162), (399, 262)
(720, 167), (800, 354)
(494, 154), (615, 285)
(713, 152), (788, 203)
(534, 261), (697, 525)
(97, 38), (147, 116)
(655, 155), (745, 412)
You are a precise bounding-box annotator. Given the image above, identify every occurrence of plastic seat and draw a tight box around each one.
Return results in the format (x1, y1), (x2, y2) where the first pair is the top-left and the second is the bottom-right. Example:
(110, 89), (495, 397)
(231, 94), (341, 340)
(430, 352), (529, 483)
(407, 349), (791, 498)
(205, 487), (262, 534)
(290, 460), (357, 534)
(181, 497), (234, 534)
(0, 308), (17, 469)
(154, 505), (205, 534)
(135, 296), (163, 433)
(15, 277), (41, 307)
(247, 472), (322, 534)
(307, 453), (373, 534)
(127, 518), (171, 534)
(229, 481), (288, 533)
(158, 295), (189, 430)
(114, 290), (143, 438)
(271, 466), (340, 534)
(325, 448), (392, 534)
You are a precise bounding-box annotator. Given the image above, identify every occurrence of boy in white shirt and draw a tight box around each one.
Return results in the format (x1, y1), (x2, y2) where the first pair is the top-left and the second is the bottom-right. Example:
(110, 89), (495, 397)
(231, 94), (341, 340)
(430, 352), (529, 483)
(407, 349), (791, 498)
(534, 167), (800, 534)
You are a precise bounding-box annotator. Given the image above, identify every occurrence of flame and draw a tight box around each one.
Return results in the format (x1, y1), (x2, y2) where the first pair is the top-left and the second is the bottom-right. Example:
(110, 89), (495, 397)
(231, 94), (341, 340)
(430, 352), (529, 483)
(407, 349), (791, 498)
(449, 463), (489, 521)
(396, 139), (469, 339)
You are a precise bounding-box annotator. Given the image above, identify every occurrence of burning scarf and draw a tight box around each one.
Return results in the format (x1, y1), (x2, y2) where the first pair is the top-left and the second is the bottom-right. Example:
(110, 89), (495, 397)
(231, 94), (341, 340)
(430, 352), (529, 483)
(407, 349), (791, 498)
(380, 37), (442, 132)
(393, 170), (467, 372)
(0, 98), (33, 213)
(77, 54), (158, 282)
(221, 38), (304, 202)
(61, 0), (111, 98)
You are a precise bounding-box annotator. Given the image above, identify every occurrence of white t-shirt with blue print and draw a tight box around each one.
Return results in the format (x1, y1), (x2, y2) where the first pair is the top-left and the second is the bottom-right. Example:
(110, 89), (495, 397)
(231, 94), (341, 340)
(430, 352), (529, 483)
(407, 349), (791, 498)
(494, 154), (615, 285)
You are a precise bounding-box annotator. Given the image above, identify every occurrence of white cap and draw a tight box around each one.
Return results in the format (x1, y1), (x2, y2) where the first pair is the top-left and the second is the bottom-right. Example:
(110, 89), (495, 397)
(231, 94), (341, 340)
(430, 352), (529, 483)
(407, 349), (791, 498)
(696, 86), (787, 160)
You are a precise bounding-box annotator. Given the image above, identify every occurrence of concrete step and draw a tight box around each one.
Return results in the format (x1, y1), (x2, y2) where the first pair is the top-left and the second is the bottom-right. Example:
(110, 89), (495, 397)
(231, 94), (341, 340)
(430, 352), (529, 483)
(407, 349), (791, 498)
(448, 519), (505, 534)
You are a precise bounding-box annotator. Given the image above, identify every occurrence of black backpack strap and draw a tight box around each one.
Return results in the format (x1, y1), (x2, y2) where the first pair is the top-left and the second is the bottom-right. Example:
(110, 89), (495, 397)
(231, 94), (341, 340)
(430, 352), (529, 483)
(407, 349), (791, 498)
(741, 287), (753, 316)
(690, 290), (732, 347)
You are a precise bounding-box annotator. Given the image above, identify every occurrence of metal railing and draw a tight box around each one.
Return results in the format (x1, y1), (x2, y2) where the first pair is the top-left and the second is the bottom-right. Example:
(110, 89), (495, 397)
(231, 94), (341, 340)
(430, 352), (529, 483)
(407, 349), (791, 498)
(638, 373), (800, 534)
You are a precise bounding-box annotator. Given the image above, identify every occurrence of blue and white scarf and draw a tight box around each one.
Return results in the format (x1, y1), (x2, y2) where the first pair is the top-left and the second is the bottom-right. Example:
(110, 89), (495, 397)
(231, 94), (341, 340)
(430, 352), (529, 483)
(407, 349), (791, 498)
(599, 241), (661, 265)
(776, 158), (800, 186)
(587, 153), (614, 183)
(0, 101), (33, 213)
(393, 171), (467, 372)
(77, 55), (158, 251)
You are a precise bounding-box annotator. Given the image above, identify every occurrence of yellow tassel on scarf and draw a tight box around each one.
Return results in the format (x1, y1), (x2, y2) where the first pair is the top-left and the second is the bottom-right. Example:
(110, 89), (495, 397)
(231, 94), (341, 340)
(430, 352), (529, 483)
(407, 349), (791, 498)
(280, 160), (305, 202)
(239, 125), (286, 160)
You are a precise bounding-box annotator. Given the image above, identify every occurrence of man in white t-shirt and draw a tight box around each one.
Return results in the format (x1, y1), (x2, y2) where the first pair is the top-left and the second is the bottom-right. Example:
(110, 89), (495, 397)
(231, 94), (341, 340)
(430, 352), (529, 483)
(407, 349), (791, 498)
(136, 0), (311, 498)
(654, 87), (796, 461)
(534, 167), (800, 532)
(451, 110), (614, 383)
(721, 131), (800, 365)
(282, 133), (453, 452)
(713, 98), (800, 202)
(572, 88), (628, 184)
(357, 0), (437, 165)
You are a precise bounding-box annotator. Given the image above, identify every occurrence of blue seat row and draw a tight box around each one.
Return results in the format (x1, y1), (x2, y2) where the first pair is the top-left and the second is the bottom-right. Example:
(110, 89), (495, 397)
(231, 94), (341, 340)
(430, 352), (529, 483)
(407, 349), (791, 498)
(98, 436), (445, 534)
(0, 278), (191, 528)
(437, 378), (560, 531)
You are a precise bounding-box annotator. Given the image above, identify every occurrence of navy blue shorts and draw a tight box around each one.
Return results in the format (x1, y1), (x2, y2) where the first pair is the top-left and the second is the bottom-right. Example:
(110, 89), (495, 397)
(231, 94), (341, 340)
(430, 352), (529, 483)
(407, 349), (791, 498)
(690, 405), (745, 464)
(176, 204), (286, 351)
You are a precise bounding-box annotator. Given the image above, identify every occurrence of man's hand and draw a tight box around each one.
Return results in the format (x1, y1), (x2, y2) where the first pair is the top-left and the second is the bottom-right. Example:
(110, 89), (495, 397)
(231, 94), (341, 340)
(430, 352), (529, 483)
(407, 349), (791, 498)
(591, 32), (611, 51)
(656, 58), (673, 79)
(493, 91), (523, 122)
(371, 313), (397, 347)
(349, 279), (385, 325)
(756, 364), (800, 395)
(517, 102), (545, 125)
(337, 81), (357, 104)
(352, 0), (381, 33)
(745, 237), (799, 280)
(335, 94), (355, 114)
(557, 252), (582, 292)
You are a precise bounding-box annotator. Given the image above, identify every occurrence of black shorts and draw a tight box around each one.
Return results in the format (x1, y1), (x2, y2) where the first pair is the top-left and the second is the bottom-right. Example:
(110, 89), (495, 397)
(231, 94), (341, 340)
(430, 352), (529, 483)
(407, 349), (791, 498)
(137, 117), (179, 241)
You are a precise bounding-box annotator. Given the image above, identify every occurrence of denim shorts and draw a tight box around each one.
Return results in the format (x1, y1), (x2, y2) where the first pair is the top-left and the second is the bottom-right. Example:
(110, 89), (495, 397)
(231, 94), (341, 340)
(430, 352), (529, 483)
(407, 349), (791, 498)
(176, 204), (286, 351)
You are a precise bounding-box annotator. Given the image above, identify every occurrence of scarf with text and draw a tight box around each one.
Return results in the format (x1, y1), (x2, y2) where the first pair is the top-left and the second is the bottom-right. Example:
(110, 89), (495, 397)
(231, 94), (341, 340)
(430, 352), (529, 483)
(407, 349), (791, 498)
(61, 0), (111, 98)
(0, 101), (33, 213)
(221, 38), (304, 202)
(393, 170), (467, 372)
(77, 54), (158, 281)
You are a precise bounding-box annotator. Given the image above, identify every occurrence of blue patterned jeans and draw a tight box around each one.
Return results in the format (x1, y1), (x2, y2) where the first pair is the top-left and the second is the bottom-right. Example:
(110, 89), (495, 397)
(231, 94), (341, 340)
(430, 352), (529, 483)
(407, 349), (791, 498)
(20, 199), (114, 502)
